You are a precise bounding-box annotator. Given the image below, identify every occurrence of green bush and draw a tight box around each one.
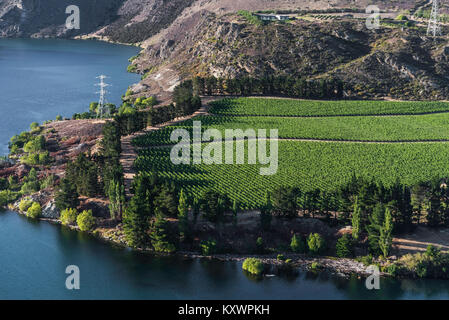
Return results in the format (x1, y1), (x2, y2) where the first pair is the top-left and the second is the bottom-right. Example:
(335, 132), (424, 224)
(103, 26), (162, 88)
(242, 258), (264, 275)
(27, 202), (41, 219)
(200, 240), (217, 256)
(307, 233), (326, 255)
(357, 254), (374, 266)
(60, 208), (78, 226)
(19, 199), (33, 212)
(127, 64), (137, 73)
(290, 234), (306, 253)
(386, 263), (399, 276)
(76, 210), (96, 232)
(256, 237), (264, 253)
(277, 254), (285, 261)
(336, 234), (353, 258)
(20, 181), (40, 195)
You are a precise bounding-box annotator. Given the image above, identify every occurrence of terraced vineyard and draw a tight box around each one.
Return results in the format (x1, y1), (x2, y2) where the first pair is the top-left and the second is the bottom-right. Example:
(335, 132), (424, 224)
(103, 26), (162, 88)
(209, 98), (449, 117)
(133, 113), (449, 146)
(133, 98), (449, 208)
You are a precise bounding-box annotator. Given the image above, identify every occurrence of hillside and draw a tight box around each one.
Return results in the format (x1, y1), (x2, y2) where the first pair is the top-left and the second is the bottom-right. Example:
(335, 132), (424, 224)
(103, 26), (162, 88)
(1, 0), (449, 100)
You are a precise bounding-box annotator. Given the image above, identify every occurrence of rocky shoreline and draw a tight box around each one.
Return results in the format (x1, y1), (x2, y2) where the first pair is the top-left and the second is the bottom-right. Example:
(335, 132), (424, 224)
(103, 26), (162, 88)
(2, 205), (381, 279)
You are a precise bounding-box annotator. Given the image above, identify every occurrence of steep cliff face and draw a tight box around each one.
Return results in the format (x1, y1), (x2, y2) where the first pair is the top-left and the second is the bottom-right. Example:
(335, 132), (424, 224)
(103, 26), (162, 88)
(127, 13), (449, 100)
(1, 0), (447, 100)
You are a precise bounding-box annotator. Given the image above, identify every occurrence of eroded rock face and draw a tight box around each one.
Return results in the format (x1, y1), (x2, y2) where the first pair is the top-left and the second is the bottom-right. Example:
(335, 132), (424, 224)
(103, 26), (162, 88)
(42, 200), (60, 219)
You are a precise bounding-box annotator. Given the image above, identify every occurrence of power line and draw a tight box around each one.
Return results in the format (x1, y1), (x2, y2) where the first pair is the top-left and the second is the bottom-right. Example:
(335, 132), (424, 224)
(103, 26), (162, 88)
(95, 75), (110, 119)
(427, 0), (441, 37)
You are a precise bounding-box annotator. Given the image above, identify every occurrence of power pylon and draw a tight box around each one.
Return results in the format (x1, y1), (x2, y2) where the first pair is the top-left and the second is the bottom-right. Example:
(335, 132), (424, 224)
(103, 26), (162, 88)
(95, 75), (110, 118)
(427, 0), (441, 37)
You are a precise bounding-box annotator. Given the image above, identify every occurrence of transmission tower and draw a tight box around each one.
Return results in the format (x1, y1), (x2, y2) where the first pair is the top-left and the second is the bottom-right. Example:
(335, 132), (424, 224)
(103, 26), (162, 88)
(427, 0), (441, 37)
(95, 75), (110, 118)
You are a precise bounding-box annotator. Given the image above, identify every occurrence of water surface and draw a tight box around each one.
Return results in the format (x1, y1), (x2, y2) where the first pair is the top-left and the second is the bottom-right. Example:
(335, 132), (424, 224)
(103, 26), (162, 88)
(0, 38), (140, 155)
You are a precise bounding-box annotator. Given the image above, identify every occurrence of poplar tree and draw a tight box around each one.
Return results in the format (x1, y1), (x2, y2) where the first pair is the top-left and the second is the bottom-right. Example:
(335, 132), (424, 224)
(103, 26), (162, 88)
(351, 196), (361, 240)
(379, 208), (393, 257)
(178, 189), (189, 242)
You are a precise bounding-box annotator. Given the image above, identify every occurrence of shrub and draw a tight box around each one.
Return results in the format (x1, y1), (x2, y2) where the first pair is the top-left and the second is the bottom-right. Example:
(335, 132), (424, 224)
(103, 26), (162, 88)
(200, 240), (217, 256)
(19, 199), (33, 212)
(256, 237), (264, 253)
(310, 262), (322, 270)
(76, 210), (96, 232)
(277, 254), (286, 261)
(20, 181), (40, 195)
(357, 254), (374, 266)
(290, 234), (306, 253)
(242, 258), (264, 275)
(60, 208), (78, 226)
(386, 263), (399, 276)
(27, 202), (41, 219)
(307, 233), (326, 255)
(336, 234), (353, 258)
(30, 122), (40, 131)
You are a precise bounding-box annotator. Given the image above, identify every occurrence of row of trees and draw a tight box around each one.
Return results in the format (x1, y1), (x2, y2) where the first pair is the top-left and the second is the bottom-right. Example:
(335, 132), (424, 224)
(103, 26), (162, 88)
(192, 75), (346, 99)
(55, 121), (125, 220)
(114, 81), (201, 136)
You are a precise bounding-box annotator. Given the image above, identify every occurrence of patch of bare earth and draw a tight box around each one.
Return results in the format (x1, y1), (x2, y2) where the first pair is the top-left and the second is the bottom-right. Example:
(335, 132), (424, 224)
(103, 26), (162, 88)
(392, 226), (449, 255)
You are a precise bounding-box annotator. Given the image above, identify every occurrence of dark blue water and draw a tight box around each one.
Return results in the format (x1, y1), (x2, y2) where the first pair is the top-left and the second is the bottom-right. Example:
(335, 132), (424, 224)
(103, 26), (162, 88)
(0, 39), (449, 300)
(0, 38), (140, 155)
(1, 210), (449, 300)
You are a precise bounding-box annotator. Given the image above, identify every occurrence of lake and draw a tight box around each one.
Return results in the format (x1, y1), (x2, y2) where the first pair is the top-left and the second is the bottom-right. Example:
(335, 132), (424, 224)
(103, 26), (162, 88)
(0, 38), (141, 155)
(0, 39), (448, 300)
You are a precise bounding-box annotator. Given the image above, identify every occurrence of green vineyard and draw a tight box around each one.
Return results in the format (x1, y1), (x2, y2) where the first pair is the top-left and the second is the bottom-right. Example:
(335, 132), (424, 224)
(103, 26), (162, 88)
(209, 98), (449, 117)
(133, 98), (449, 208)
(133, 113), (449, 146)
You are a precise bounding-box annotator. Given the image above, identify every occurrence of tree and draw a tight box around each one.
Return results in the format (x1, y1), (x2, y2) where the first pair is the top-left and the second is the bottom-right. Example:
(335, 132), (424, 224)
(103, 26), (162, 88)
(55, 178), (79, 210)
(260, 191), (272, 230)
(336, 234), (353, 258)
(153, 183), (178, 218)
(200, 190), (230, 223)
(351, 196), (362, 240)
(242, 258), (264, 275)
(379, 208), (393, 257)
(77, 210), (96, 232)
(178, 189), (189, 242)
(272, 186), (298, 218)
(366, 203), (386, 255)
(307, 233), (326, 255)
(232, 199), (239, 226)
(26, 202), (41, 219)
(150, 216), (176, 253)
(60, 208), (78, 226)
(291, 234), (306, 253)
(108, 179), (125, 220)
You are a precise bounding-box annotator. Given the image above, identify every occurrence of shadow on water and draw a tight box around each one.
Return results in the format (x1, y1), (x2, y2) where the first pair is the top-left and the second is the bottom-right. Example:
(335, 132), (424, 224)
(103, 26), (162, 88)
(2, 209), (449, 299)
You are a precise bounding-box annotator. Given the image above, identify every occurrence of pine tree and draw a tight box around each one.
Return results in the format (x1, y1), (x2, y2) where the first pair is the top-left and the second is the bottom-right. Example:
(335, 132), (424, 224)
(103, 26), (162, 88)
(351, 196), (361, 240)
(366, 203), (386, 255)
(150, 215), (176, 253)
(55, 178), (79, 210)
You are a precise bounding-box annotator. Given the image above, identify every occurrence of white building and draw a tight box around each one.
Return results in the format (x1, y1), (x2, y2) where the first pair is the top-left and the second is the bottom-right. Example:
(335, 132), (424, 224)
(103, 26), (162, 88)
(254, 13), (291, 21)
